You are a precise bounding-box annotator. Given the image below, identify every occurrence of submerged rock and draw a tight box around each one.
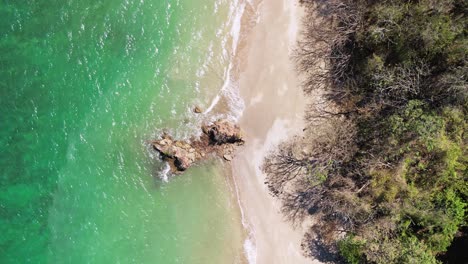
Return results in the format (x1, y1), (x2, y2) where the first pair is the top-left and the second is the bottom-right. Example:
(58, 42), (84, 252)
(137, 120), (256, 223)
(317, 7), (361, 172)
(152, 119), (244, 173)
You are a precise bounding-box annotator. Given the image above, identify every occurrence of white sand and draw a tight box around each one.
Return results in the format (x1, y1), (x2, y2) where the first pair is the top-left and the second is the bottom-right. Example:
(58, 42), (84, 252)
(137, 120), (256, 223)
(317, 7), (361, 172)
(232, 1), (321, 263)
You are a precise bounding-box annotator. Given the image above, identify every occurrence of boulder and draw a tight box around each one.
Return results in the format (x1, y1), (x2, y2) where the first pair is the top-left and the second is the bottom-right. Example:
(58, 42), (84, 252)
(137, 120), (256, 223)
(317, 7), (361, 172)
(202, 119), (244, 145)
(153, 138), (196, 172)
(153, 142), (175, 157)
(174, 155), (192, 171)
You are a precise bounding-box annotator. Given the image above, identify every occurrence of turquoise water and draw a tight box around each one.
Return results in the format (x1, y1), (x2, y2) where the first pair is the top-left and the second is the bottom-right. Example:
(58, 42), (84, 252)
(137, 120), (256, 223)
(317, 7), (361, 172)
(0, 0), (245, 263)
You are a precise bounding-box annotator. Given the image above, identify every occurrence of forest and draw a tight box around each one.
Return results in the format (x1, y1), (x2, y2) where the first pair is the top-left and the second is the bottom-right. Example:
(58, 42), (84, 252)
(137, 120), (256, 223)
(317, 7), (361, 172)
(264, 0), (467, 263)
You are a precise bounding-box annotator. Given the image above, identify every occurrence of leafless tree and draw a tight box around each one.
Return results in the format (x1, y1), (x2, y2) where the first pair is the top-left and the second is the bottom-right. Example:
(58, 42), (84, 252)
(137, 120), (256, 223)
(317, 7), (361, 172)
(263, 118), (358, 224)
(295, 0), (362, 101)
(371, 61), (432, 107)
(432, 64), (468, 105)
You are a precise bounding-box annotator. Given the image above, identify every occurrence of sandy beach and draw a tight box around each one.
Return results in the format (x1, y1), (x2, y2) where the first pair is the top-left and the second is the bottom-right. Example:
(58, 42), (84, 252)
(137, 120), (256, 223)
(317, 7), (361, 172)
(232, 1), (319, 263)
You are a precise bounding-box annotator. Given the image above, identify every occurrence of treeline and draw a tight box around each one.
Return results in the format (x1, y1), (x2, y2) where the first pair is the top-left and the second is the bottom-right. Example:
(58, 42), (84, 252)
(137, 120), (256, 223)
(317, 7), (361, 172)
(264, 0), (467, 263)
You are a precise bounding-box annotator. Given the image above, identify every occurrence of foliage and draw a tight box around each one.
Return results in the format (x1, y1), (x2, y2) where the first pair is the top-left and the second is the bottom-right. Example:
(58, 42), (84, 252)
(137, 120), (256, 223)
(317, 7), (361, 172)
(338, 235), (366, 264)
(266, 0), (468, 263)
(398, 236), (440, 264)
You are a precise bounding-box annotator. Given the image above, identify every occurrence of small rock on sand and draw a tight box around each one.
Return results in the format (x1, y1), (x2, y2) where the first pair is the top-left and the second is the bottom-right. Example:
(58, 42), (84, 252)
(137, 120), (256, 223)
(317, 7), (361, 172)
(193, 106), (203, 114)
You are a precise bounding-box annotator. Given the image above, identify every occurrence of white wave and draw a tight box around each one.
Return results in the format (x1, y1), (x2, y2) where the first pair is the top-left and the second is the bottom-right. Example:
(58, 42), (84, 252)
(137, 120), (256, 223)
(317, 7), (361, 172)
(231, 153), (257, 264)
(203, 62), (245, 122)
(244, 238), (257, 264)
(230, 1), (245, 56)
(203, 0), (247, 121)
(159, 162), (171, 182)
(204, 94), (221, 114)
(228, 2), (258, 263)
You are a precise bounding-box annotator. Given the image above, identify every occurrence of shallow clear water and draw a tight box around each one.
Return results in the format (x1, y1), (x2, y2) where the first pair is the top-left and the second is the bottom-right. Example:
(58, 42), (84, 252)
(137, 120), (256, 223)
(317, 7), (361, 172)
(0, 0), (245, 263)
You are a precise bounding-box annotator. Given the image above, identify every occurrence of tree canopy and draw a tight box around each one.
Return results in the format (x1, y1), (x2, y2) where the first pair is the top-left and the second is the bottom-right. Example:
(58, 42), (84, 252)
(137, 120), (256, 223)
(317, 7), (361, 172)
(265, 0), (467, 263)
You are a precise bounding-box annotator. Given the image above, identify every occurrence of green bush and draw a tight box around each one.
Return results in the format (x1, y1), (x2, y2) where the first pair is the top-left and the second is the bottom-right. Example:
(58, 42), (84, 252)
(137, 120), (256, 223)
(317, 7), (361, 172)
(338, 235), (366, 264)
(295, 0), (467, 262)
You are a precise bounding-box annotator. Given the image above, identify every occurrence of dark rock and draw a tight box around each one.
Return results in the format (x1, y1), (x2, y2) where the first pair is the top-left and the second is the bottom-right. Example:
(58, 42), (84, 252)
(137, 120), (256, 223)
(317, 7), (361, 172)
(174, 155), (191, 171)
(202, 119), (244, 145)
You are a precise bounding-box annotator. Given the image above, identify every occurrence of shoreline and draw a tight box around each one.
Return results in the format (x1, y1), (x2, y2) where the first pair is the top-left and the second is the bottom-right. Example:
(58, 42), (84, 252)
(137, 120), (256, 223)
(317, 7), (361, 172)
(231, 1), (319, 263)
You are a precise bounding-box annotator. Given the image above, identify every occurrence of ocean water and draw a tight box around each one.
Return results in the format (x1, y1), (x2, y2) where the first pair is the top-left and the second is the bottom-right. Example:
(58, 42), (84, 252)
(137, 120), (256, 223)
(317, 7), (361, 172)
(0, 0), (246, 263)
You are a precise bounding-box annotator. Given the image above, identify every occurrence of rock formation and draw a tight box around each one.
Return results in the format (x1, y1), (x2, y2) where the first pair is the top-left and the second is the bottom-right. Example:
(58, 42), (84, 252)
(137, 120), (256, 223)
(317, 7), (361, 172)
(202, 119), (243, 145)
(152, 119), (244, 173)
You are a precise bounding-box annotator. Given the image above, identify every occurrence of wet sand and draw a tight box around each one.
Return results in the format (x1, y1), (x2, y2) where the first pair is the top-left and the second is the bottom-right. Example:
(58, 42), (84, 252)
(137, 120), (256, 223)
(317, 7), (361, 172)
(232, 0), (320, 263)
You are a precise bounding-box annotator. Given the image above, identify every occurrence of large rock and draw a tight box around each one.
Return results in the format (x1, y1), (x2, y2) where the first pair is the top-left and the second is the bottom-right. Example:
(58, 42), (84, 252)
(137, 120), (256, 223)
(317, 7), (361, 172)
(153, 135), (197, 171)
(152, 119), (244, 174)
(174, 152), (192, 171)
(202, 119), (244, 145)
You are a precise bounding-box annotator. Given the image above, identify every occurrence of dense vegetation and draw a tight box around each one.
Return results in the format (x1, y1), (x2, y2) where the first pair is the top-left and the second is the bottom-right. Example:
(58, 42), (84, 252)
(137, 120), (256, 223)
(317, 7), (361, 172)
(264, 0), (467, 263)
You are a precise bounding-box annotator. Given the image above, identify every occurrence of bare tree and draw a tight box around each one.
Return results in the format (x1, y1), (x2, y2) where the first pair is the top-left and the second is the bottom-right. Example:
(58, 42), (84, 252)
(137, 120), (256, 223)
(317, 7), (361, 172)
(371, 61), (432, 107)
(295, 0), (362, 101)
(263, 118), (358, 224)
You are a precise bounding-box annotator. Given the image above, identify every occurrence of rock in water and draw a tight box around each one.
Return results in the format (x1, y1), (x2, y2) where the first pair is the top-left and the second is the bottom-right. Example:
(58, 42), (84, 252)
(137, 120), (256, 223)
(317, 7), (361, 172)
(152, 136), (196, 171)
(174, 153), (192, 171)
(152, 119), (244, 173)
(202, 119), (244, 145)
